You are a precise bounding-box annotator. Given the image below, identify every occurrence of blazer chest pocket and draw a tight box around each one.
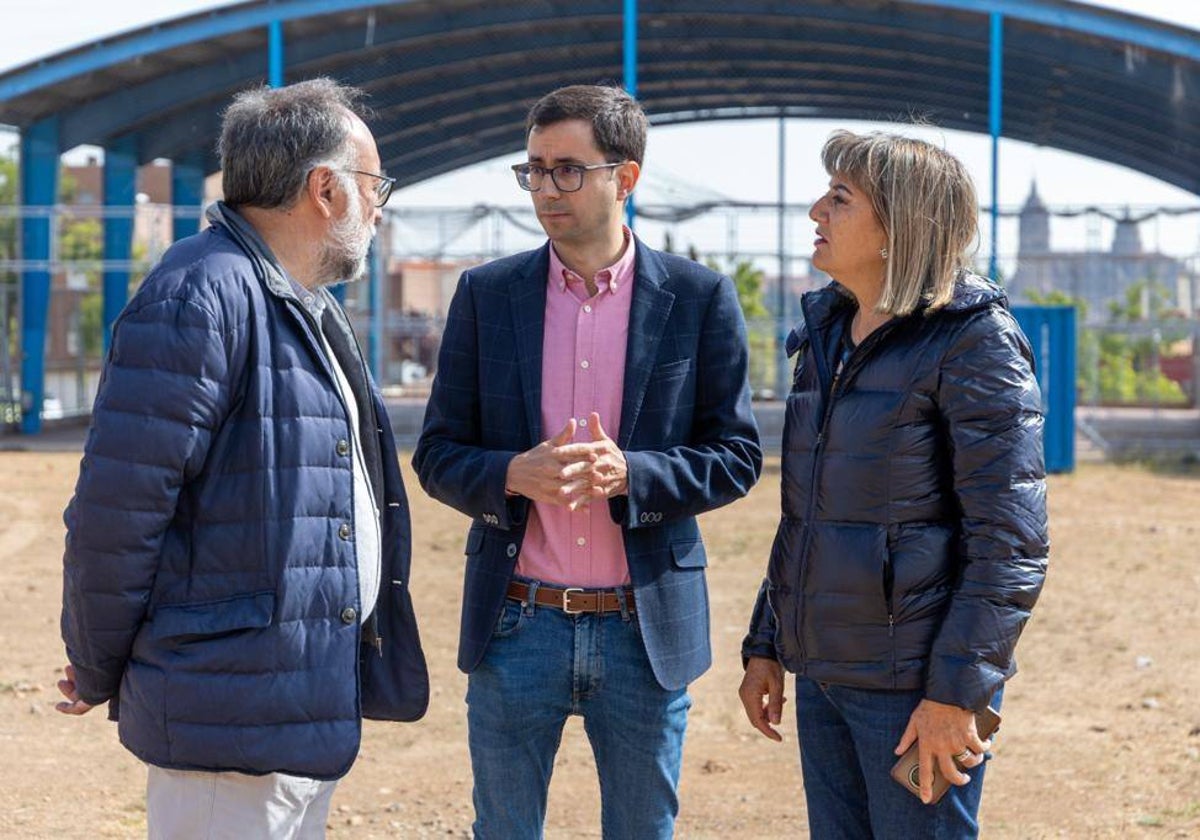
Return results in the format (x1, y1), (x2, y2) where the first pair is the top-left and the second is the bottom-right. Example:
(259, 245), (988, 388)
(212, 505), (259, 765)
(641, 358), (694, 423)
(649, 358), (692, 382)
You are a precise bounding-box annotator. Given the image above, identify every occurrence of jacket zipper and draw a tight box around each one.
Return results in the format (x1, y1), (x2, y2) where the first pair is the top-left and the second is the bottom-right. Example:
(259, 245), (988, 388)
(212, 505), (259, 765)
(792, 301), (904, 664)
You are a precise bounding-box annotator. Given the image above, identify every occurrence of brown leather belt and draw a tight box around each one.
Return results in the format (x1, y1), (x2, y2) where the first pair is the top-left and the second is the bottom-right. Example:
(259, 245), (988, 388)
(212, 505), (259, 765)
(506, 580), (636, 615)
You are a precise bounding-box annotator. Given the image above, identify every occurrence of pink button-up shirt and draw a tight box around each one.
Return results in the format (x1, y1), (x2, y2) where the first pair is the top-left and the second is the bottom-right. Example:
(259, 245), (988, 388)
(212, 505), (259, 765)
(514, 231), (636, 588)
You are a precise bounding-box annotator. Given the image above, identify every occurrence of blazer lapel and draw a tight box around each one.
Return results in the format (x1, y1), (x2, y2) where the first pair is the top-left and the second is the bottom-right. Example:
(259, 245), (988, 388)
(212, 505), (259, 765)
(510, 244), (550, 445)
(618, 238), (675, 449)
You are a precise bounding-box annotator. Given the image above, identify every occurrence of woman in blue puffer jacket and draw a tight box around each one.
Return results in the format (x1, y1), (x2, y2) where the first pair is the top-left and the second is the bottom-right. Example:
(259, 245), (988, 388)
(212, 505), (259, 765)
(738, 130), (1049, 839)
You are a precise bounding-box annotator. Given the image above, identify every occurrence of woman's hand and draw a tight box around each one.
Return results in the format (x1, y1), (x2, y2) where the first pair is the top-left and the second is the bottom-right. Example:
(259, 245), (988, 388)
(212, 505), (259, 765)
(894, 698), (991, 803)
(738, 656), (786, 741)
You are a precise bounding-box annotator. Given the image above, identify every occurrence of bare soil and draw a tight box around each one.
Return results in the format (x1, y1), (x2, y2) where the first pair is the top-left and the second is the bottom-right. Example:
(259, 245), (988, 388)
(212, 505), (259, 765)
(1, 453), (1198, 838)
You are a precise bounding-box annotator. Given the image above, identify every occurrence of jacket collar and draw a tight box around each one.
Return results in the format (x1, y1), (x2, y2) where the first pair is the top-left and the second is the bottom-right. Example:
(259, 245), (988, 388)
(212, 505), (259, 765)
(506, 234), (676, 449)
(800, 270), (1008, 333)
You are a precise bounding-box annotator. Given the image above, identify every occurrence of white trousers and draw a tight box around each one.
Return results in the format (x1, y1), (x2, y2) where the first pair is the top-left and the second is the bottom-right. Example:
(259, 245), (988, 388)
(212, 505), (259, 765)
(146, 765), (338, 840)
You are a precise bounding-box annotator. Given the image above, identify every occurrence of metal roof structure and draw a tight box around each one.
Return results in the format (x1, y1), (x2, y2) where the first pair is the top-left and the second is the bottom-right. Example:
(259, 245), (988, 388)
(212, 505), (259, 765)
(2, 0), (1198, 434)
(2, 0), (1198, 191)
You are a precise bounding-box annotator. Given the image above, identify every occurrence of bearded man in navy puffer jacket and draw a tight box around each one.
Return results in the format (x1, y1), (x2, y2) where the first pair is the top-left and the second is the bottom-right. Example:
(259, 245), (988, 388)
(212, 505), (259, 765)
(55, 78), (428, 838)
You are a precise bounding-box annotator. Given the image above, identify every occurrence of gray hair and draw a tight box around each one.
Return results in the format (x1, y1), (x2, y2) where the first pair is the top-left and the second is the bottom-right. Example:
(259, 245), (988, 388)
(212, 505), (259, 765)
(218, 78), (369, 210)
(821, 130), (979, 315)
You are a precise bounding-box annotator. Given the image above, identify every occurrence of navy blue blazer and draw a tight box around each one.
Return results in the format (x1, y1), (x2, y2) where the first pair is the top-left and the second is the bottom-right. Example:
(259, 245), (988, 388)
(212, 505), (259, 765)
(413, 237), (762, 690)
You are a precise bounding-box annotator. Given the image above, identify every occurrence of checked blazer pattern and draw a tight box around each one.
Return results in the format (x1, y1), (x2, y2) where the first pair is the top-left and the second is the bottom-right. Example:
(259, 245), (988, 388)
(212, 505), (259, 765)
(413, 237), (763, 690)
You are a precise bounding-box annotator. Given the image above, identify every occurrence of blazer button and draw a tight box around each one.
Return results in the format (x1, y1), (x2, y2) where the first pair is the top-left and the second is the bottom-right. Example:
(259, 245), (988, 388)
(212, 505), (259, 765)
(506, 543), (518, 558)
(340, 606), (357, 624)
(336, 439), (350, 457)
(339, 522), (352, 540)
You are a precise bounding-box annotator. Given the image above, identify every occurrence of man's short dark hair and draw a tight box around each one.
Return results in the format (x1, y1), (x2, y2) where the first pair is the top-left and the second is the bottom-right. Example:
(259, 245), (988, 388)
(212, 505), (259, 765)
(219, 77), (370, 210)
(525, 84), (648, 165)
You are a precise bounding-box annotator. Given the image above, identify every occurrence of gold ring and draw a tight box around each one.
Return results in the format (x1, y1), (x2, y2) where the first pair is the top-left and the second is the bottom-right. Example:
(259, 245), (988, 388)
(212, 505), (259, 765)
(954, 750), (973, 762)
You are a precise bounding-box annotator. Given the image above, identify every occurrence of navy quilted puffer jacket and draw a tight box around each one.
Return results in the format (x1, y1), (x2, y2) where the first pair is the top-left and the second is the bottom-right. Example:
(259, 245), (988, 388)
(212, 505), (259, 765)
(743, 274), (1048, 712)
(61, 219), (428, 780)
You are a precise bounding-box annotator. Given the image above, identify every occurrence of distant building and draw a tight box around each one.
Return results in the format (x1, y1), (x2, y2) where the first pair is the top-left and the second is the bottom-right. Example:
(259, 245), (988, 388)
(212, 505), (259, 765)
(1005, 182), (1195, 324)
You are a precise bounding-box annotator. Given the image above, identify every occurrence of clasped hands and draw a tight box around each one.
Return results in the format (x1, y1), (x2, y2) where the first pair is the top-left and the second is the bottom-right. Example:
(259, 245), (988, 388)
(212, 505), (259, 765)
(505, 412), (627, 509)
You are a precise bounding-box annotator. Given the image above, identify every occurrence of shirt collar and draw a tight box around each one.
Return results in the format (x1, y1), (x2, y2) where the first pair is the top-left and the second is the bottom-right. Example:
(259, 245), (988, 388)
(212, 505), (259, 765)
(548, 226), (635, 294)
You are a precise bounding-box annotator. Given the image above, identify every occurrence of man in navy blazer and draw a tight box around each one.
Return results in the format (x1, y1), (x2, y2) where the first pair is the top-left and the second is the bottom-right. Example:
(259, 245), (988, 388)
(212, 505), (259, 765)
(413, 84), (761, 839)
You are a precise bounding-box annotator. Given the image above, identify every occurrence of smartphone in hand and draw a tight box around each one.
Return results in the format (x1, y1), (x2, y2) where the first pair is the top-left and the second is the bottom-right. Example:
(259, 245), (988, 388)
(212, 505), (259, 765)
(889, 706), (1001, 804)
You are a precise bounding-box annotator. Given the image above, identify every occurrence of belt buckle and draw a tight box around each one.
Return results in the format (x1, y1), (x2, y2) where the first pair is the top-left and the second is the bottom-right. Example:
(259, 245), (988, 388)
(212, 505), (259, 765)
(561, 587), (585, 614)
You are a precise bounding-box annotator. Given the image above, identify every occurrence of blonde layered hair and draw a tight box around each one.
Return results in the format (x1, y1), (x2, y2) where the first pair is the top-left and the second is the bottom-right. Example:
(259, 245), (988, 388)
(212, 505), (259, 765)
(820, 130), (979, 315)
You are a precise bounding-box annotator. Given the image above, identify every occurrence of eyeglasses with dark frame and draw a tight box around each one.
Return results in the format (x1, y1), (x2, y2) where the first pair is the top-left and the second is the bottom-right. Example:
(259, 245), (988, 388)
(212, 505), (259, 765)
(343, 169), (397, 207)
(511, 161), (626, 193)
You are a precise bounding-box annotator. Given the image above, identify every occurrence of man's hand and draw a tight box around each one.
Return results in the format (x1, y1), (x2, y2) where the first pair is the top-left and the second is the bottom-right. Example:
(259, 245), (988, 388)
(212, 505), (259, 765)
(55, 664), (95, 716)
(505, 419), (595, 505)
(738, 656), (786, 742)
(894, 698), (990, 803)
(556, 413), (628, 510)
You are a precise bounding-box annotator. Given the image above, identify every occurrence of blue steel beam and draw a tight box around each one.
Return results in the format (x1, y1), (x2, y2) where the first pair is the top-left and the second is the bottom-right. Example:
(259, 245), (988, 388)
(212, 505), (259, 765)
(172, 156), (206, 243)
(269, 19), (285, 88)
(624, 0), (638, 230)
(0, 0), (1195, 110)
(19, 117), (59, 435)
(2, 0), (1196, 117)
(989, 12), (1003, 282)
(103, 135), (137, 352)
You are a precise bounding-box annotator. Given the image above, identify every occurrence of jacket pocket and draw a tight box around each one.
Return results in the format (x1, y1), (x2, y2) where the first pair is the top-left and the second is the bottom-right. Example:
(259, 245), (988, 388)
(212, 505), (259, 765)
(150, 591), (275, 642)
(671, 540), (707, 569)
(464, 525), (484, 556)
(649, 358), (692, 381)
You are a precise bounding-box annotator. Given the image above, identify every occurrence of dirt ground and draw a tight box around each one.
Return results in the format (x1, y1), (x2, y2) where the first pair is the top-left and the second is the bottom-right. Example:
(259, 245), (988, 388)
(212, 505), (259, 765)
(1, 451), (1198, 839)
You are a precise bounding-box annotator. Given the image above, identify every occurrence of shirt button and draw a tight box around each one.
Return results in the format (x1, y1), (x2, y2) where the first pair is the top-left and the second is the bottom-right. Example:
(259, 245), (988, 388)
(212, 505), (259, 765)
(579, 417), (588, 427)
(336, 439), (350, 457)
(583, 305), (592, 313)
(340, 606), (357, 624)
(338, 522), (352, 540)
(580, 360), (590, 369)
(506, 543), (518, 558)
(576, 537), (586, 546)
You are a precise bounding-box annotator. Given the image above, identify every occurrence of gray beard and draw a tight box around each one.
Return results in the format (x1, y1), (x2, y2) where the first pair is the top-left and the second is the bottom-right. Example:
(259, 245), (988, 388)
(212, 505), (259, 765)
(318, 209), (373, 285)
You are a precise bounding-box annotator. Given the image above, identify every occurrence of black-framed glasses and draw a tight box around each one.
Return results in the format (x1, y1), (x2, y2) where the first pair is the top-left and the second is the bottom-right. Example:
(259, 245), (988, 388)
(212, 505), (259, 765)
(344, 169), (397, 207)
(511, 161), (625, 193)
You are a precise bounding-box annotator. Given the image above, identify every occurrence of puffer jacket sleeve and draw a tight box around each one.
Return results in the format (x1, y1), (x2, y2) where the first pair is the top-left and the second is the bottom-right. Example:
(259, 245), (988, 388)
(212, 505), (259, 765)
(61, 274), (238, 707)
(741, 578), (780, 665)
(924, 306), (1049, 711)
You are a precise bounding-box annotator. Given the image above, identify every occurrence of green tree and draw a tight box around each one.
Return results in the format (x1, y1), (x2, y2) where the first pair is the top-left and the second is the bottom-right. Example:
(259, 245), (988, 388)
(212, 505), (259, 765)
(1028, 283), (1187, 406)
(1, 146), (18, 422)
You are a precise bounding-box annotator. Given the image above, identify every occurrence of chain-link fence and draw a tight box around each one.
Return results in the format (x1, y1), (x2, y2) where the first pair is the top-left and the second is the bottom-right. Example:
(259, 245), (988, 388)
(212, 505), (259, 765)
(0, 197), (1196, 434)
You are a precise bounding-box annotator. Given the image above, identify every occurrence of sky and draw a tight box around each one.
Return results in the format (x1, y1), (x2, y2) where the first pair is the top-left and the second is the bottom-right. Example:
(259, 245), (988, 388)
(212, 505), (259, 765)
(1, 0), (1198, 261)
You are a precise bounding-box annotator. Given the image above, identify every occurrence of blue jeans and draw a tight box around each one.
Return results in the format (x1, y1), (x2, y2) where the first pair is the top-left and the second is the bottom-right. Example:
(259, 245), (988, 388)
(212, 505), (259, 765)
(466, 587), (691, 840)
(794, 676), (1000, 840)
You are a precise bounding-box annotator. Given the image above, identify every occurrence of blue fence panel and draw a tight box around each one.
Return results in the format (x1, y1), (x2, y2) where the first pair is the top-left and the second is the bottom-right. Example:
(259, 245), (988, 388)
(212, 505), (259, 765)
(1012, 305), (1076, 473)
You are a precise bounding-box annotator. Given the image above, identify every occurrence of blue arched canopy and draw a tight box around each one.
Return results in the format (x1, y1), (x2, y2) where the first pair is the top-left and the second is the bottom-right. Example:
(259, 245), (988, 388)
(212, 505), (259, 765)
(2, 0), (1197, 190)
(1, 0), (1197, 432)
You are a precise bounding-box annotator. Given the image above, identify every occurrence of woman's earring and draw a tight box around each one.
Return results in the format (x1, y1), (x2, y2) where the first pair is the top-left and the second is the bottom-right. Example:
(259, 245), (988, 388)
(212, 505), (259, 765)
(880, 247), (889, 260)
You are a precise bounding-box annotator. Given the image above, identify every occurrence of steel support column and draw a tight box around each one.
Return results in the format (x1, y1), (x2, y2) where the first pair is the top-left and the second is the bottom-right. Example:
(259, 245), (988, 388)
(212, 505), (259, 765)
(775, 116), (788, 401)
(989, 11), (1003, 281)
(103, 134), (137, 351)
(18, 117), (59, 434)
(623, 0), (637, 230)
(269, 20), (285, 88)
(18, 118), (59, 432)
(172, 155), (205, 243)
(368, 240), (384, 381)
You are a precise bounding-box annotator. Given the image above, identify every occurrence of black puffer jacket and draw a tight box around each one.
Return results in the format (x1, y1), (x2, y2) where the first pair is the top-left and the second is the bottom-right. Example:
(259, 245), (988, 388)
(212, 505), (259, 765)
(743, 274), (1048, 712)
